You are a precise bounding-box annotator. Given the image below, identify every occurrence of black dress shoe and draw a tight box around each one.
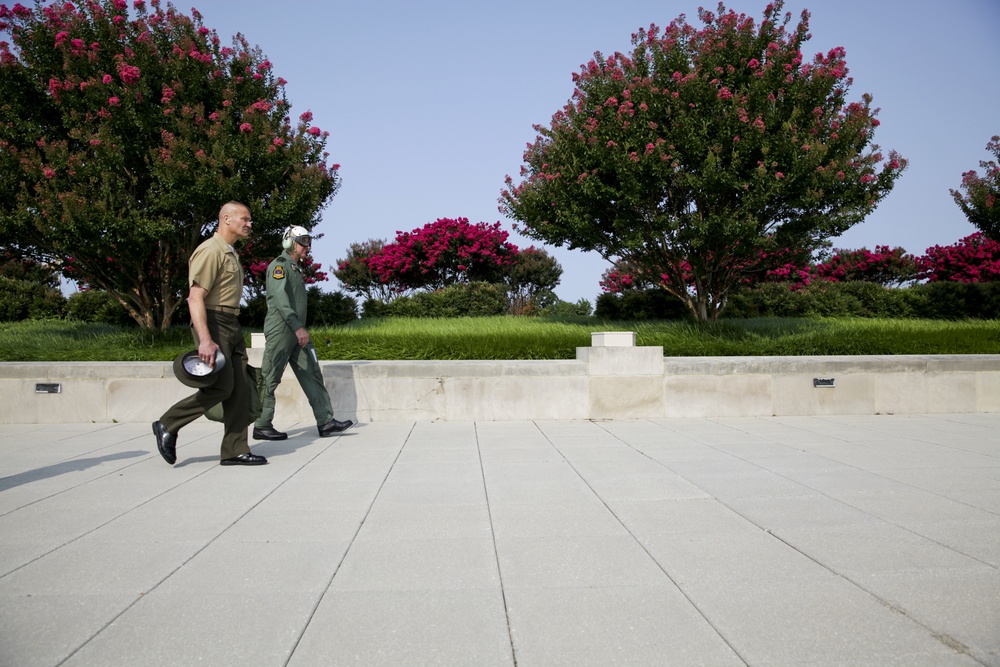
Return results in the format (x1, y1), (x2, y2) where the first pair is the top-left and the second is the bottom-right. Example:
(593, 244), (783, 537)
(253, 426), (288, 441)
(151, 420), (177, 465)
(318, 418), (353, 437)
(220, 452), (268, 466)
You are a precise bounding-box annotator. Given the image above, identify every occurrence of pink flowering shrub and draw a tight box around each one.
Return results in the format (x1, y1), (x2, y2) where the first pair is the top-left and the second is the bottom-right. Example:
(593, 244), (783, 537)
(918, 233), (1000, 283)
(365, 218), (518, 291)
(812, 245), (920, 286)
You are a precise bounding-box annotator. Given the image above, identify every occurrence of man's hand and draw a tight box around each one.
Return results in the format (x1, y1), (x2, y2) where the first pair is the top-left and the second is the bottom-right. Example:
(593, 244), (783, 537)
(295, 327), (311, 348)
(198, 338), (221, 367)
(188, 285), (220, 366)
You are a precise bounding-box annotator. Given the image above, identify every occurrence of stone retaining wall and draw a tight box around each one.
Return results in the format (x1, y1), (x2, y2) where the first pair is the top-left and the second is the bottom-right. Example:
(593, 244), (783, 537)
(2, 347), (997, 423)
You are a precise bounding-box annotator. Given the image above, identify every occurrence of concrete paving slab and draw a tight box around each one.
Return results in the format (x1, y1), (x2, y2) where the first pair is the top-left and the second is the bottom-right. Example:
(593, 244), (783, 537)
(504, 584), (744, 667)
(0, 414), (997, 666)
(289, 589), (515, 667)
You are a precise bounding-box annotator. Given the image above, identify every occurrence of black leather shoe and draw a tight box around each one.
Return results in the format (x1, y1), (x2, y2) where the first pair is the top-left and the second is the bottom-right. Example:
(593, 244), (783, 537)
(152, 420), (177, 465)
(318, 418), (353, 437)
(253, 426), (287, 441)
(220, 452), (268, 466)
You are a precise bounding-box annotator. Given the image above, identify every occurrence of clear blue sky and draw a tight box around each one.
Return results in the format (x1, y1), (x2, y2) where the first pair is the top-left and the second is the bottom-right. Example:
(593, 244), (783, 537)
(190, 0), (1000, 303)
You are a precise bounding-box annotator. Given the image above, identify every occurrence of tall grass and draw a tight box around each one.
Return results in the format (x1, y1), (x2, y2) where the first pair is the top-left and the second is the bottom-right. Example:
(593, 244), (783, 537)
(313, 316), (1000, 360)
(1, 316), (997, 362)
(0, 319), (195, 362)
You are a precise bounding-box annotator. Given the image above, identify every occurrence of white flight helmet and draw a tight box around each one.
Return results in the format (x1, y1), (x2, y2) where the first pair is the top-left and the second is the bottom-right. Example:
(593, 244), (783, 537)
(281, 225), (312, 250)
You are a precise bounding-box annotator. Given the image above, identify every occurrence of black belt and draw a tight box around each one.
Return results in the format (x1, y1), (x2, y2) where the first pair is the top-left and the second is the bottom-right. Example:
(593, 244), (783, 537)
(207, 305), (240, 315)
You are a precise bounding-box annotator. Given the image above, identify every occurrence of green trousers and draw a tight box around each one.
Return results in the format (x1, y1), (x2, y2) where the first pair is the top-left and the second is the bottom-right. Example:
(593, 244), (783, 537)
(255, 326), (334, 428)
(160, 312), (251, 460)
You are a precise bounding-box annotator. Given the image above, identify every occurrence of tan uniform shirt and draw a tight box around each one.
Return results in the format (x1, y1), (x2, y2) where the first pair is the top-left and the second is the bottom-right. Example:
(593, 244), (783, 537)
(188, 232), (244, 310)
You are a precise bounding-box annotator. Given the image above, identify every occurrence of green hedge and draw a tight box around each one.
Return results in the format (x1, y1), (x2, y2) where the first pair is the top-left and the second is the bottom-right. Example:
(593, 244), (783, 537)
(594, 289), (691, 320)
(363, 282), (509, 318)
(597, 281), (1000, 320)
(726, 281), (1000, 319)
(0, 277), (66, 321)
(65, 290), (134, 326)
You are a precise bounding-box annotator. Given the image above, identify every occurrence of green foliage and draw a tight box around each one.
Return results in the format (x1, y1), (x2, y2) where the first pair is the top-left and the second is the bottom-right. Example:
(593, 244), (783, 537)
(0, 1), (339, 330)
(333, 239), (394, 302)
(540, 296), (593, 317)
(951, 136), (1000, 241)
(363, 282), (509, 318)
(501, 1), (905, 322)
(595, 289), (690, 320)
(506, 247), (563, 314)
(65, 290), (133, 326)
(724, 281), (1000, 319)
(0, 251), (60, 288)
(306, 287), (358, 326)
(240, 293), (268, 328)
(0, 276), (66, 322)
(907, 282), (1000, 320)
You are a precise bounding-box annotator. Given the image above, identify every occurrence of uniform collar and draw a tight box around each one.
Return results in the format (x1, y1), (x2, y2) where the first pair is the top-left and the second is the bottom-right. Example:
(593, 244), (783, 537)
(281, 250), (302, 267)
(211, 231), (237, 254)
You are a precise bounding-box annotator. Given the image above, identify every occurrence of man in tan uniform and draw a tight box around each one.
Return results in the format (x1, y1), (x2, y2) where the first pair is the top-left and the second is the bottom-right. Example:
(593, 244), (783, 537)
(152, 201), (267, 466)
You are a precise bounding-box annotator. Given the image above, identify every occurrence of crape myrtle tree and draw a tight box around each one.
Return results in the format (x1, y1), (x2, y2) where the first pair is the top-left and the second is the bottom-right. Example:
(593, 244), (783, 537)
(0, 0), (339, 330)
(951, 136), (1000, 241)
(363, 217), (519, 294)
(505, 246), (562, 314)
(333, 238), (396, 302)
(500, 1), (906, 322)
(334, 220), (565, 314)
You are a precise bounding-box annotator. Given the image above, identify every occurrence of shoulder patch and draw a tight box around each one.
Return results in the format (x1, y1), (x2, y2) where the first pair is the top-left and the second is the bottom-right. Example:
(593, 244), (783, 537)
(272, 265), (285, 280)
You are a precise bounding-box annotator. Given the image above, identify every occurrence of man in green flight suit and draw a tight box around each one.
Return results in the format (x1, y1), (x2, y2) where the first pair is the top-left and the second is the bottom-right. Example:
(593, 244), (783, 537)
(253, 225), (353, 440)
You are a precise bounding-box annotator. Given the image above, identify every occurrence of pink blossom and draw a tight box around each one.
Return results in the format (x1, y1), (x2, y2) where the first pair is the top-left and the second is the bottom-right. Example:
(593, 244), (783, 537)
(299, 110), (313, 123)
(208, 112), (219, 121)
(54, 31), (68, 45)
(239, 122), (253, 133)
(113, 0), (127, 8)
(775, 172), (785, 179)
(273, 137), (284, 146)
(43, 168), (55, 179)
(89, 139), (101, 146)
(117, 62), (140, 85)
(102, 74), (113, 84)
(108, 96), (120, 106)
(307, 127), (321, 136)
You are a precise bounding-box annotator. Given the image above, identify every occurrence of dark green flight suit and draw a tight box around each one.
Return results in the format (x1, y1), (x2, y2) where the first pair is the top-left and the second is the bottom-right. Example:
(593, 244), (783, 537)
(255, 251), (335, 429)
